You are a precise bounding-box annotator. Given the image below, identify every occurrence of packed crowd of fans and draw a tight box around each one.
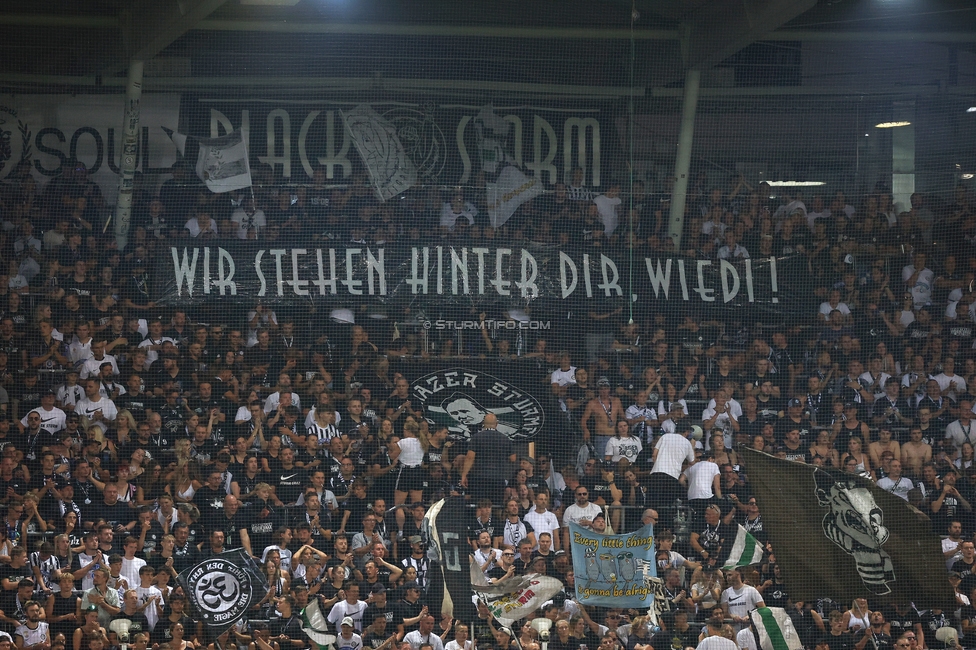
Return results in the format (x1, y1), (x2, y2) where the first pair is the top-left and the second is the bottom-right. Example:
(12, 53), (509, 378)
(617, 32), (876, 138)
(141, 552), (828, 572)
(0, 157), (975, 650)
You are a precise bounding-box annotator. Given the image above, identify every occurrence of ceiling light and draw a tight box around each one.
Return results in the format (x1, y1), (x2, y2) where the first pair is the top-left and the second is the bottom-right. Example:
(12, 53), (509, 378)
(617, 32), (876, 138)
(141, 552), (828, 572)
(875, 121), (911, 128)
(968, 107), (976, 113)
(765, 181), (826, 187)
(963, 174), (975, 180)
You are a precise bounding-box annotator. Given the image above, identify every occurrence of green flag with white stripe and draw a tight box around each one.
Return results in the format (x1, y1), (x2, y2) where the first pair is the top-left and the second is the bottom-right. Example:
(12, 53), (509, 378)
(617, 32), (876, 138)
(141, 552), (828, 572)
(751, 607), (803, 650)
(723, 524), (764, 569)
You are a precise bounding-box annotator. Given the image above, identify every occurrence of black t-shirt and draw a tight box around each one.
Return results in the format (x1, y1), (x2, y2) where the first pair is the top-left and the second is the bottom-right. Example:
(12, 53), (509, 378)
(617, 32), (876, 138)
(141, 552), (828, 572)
(920, 610), (953, 649)
(363, 603), (401, 631)
(273, 466), (306, 505)
(0, 562), (31, 588)
(818, 632), (856, 650)
(393, 599), (424, 634)
(883, 606), (920, 642)
(91, 499), (136, 529)
(857, 631), (893, 650)
(468, 429), (513, 483)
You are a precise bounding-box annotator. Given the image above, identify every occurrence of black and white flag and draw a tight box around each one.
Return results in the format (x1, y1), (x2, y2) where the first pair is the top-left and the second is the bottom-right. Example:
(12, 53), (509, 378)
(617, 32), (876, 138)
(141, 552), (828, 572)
(340, 105), (416, 202)
(177, 549), (269, 638)
(164, 127), (253, 193)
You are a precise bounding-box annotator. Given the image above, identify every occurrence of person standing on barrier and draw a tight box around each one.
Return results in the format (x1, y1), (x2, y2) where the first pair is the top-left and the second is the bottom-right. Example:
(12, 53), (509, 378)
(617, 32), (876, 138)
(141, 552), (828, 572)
(459, 414), (513, 505)
(648, 425), (696, 523)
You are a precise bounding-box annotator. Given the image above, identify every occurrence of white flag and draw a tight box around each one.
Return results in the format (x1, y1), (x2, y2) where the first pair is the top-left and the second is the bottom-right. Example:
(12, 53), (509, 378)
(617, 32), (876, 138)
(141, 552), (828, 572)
(195, 130), (252, 193)
(163, 127), (252, 194)
(483, 574), (564, 627)
(751, 607), (803, 650)
(486, 165), (544, 228)
(723, 524), (764, 569)
(341, 105), (416, 202)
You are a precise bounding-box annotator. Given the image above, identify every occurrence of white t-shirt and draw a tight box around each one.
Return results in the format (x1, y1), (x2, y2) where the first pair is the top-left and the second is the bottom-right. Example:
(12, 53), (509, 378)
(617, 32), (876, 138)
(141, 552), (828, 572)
(135, 584), (163, 631)
(593, 194), (622, 235)
(876, 476), (914, 501)
(336, 633), (364, 650)
(902, 265), (935, 307)
(21, 406), (66, 434)
(551, 367), (577, 387)
(697, 637), (739, 650)
(75, 396), (118, 434)
(721, 584), (764, 620)
(819, 302), (852, 318)
(120, 556), (146, 593)
(184, 217), (218, 238)
(264, 391), (301, 414)
(440, 202), (478, 231)
(657, 400), (689, 434)
(562, 502), (602, 528)
(15, 621), (49, 648)
(327, 599), (368, 632)
(81, 354), (120, 379)
(523, 508), (560, 551)
(934, 373), (967, 400)
(605, 436), (643, 464)
(683, 460), (720, 500)
(652, 433), (695, 479)
(230, 207), (267, 240)
(404, 631), (445, 650)
(736, 628), (759, 650)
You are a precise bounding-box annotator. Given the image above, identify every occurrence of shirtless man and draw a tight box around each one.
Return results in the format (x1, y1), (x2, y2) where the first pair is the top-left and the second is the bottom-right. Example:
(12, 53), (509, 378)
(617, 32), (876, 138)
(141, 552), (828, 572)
(869, 427), (901, 469)
(902, 427), (933, 478)
(580, 377), (624, 459)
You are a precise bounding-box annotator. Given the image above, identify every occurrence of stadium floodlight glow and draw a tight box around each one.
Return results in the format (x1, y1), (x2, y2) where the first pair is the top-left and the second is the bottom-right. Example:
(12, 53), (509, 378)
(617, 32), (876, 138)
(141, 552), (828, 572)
(962, 174), (975, 180)
(875, 121), (911, 128)
(765, 181), (826, 187)
(968, 107), (976, 113)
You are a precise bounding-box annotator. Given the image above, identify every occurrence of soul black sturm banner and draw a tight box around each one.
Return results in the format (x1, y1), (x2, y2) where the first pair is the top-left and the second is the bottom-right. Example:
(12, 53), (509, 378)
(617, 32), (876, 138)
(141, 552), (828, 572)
(153, 241), (799, 311)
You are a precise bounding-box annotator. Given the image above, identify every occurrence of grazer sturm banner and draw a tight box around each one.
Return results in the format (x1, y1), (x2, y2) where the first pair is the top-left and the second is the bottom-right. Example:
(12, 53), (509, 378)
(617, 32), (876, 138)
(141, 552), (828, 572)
(569, 522), (656, 607)
(153, 241), (798, 310)
(176, 549), (270, 638)
(410, 364), (550, 441)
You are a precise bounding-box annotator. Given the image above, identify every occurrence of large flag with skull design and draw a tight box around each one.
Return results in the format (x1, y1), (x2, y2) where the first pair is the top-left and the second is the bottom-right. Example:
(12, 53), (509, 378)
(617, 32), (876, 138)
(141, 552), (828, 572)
(177, 549), (270, 638)
(739, 448), (954, 608)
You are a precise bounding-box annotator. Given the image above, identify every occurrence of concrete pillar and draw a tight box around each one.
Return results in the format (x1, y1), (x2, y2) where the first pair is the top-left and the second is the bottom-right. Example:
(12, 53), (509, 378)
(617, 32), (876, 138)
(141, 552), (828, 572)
(668, 69), (701, 249)
(114, 59), (144, 249)
(891, 100), (915, 215)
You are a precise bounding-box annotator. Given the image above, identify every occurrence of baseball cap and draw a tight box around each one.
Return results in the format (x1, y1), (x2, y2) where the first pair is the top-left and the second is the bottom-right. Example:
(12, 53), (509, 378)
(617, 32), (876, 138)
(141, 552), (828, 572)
(403, 581), (421, 591)
(787, 397), (802, 407)
(370, 583), (387, 595)
(844, 402), (857, 409)
(408, 535), (423, 545)
(596, 377), (611, 388)
(341, 617), (355, 628)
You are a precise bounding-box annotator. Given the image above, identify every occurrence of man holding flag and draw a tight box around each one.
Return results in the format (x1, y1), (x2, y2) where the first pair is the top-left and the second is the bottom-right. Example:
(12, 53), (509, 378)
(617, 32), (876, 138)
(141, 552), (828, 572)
(721, 566), (765, 632)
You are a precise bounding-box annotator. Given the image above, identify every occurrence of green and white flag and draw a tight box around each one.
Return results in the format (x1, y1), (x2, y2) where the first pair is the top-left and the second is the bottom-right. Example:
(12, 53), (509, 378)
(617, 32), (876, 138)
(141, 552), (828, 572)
(724, 524), (764, 569)
(301, 598), (336, 649)
(750, 607), (803, 650)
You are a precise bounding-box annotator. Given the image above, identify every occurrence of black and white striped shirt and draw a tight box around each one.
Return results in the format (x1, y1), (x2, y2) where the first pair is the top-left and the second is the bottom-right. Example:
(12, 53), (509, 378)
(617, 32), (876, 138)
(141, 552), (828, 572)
(308, 422), (342, 445)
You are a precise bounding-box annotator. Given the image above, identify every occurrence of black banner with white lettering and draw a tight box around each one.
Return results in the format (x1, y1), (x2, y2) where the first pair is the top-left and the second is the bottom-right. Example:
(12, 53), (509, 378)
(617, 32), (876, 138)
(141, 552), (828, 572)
(153, 241), (800, 312)
(405, 361), (555, 442)
(181, 98), (615, 191)
(177, 549), (270, 639)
